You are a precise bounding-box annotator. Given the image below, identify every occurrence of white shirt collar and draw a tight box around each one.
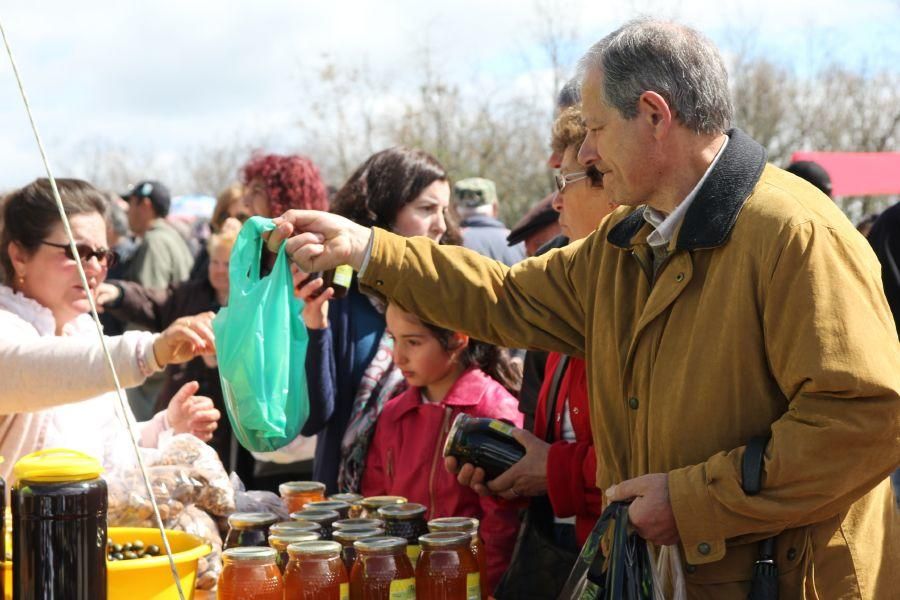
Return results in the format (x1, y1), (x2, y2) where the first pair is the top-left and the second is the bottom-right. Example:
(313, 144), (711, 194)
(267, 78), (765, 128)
(644, 136), (729, 248)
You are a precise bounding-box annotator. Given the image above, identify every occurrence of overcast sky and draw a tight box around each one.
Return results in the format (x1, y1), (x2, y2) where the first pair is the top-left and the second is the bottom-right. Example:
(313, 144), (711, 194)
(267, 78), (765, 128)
(0, 0), (897, 191)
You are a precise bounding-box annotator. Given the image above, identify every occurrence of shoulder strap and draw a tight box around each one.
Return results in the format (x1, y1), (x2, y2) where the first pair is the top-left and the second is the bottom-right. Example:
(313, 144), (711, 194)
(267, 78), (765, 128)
(741, 435), (769, 495)
(543, 355), (571, 443)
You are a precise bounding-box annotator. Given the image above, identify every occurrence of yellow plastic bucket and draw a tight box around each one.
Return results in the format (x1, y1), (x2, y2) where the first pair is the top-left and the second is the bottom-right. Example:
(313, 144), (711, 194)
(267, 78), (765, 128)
(2, 526), (211, 600)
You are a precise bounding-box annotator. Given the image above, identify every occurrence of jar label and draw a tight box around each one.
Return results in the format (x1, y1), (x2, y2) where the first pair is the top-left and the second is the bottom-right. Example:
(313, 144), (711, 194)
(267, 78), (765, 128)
(340, 582), (349, 600)
(389, 577), (416, 599)
(406, 543), (421, 567)
(333, 264), (353, 287)
(467, 572), (482, 599)
(488, 420), (514, 436)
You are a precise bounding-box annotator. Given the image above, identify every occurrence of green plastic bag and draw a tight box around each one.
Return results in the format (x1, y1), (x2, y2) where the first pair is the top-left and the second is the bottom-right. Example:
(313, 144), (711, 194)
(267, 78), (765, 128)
(212, 216), (310, 452)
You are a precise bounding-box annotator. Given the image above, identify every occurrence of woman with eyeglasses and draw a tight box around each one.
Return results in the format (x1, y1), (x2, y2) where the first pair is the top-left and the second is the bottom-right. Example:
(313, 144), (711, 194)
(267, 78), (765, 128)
(0, 178), (220, 483)
(456, 105), (619, 599)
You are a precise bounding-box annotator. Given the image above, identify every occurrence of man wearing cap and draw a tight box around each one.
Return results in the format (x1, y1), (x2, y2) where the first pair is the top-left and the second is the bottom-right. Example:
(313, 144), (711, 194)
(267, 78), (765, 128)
(454, 177), (525, 266)
(124, 180), (194, 290)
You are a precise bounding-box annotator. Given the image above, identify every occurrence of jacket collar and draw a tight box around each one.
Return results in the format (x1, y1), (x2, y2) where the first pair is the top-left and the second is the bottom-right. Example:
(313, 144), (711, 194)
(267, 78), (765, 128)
(608, 129), (767, 251)
(392, 368), (492, 418)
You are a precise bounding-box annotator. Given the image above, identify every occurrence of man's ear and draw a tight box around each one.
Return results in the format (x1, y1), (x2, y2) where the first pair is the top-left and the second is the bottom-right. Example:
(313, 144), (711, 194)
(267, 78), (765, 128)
(637, 91), (673, 140)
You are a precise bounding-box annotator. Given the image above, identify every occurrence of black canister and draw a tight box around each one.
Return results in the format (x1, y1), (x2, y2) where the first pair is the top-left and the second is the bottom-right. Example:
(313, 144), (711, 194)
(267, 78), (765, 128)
(442, 413), (525, 479)
(12, 449), (107, 600)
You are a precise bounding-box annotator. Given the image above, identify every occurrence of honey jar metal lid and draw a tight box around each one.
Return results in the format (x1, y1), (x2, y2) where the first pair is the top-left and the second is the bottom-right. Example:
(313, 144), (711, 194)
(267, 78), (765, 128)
(419, 532), (471, 548)
(290, 509), (340, 523)
(227, 512), (279, 528)
(279, 481), (326, 494)
(353, 536), (408, 552)
(377, 502), (427, 520)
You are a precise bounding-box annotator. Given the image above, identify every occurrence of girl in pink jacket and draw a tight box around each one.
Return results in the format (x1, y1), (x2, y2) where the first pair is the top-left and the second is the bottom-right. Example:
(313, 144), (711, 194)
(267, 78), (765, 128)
(361, 303), (524, 591)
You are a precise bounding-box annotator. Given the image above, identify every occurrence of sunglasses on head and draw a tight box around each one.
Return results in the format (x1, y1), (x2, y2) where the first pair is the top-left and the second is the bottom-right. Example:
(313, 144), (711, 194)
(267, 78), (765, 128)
(41, 240), (117, 268)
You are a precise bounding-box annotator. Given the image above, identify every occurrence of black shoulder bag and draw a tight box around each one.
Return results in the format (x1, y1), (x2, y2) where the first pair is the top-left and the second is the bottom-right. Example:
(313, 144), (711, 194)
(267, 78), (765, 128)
(494, 355), (579, 599)
(743, 435), (778, 600)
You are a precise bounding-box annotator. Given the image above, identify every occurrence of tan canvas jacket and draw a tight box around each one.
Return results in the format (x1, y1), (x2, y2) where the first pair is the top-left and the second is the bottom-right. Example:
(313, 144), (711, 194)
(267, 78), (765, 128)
(359, 130), (900, 598)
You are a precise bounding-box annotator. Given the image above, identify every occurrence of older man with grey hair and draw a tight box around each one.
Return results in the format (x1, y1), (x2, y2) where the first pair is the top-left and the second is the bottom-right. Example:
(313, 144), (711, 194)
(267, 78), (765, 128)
(265, 18), (899, 598)
(454, 177), (525, 266)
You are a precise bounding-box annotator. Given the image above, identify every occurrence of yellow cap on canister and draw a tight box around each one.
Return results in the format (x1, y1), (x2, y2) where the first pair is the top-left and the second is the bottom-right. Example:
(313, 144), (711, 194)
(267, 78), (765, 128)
(13, 448), (103, 483)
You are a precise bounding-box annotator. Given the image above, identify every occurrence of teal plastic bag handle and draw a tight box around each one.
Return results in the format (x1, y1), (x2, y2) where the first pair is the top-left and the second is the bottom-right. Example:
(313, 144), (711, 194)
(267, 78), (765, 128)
(229, 216), (277, 294)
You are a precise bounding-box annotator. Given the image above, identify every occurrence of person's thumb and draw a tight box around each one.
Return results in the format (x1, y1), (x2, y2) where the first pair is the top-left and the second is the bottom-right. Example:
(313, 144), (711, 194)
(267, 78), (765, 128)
(605, 475), (647, 502)
(171, 380), (200, 406)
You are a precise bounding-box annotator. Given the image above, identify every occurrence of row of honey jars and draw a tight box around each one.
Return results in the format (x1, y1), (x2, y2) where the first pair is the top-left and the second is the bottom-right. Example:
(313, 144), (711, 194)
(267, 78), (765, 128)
(278, 533), (482, 600)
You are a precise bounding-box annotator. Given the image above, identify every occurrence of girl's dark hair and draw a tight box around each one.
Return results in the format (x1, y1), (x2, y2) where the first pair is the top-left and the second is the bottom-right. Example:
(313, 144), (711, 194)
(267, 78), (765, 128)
(331, 146), (461, 243)
(423, 321), (523, 396)
(0, 178), (108, 283)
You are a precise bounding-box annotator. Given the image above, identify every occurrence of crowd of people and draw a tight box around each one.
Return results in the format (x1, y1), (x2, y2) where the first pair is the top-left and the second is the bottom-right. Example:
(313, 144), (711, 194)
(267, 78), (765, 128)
(0, 16), (898, 600)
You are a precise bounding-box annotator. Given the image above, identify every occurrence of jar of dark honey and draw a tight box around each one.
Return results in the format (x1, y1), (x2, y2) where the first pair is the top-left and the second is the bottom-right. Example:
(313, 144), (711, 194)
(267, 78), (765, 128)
(304, 500), (351, 520)
(377, 503), (428, 566)
(328, 493), (363, 518)
(360, 495), (406, 518)
(269, 531), (322, 573)
(284, 540), (349, 599)
(290, 508), (341, 540)
(217, 546), (283, 600)
(224, 512), (279, 550)
(332, 527), (384, 572)
(350, 537), (416, 600)
(279, 481), (327, 513)
(12, 449), (107, 600)
(428, 517), (486, 599)
(443, 413), (525, 479)
(416, 532), (480, 600)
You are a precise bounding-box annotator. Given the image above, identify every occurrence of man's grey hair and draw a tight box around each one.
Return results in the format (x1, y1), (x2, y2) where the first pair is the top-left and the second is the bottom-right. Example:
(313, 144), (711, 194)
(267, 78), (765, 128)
(105, 191), (130, 237)
(556, 76), (582, 112)
(577, 18), (733, 135)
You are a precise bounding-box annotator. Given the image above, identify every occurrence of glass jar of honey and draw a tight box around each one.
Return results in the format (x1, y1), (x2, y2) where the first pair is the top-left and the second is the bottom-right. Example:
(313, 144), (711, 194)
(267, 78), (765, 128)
(443, 414), (525, 479)
(272, 520), (323, 537)
(284, 540), (349, 600)
(304, 500), (352, 520)
(217, 546), (283, 600)
(416, 532), (480, 600)
(328, 493), (364, 518)
(334, 517), (384, 532)
(280, 481), (327, 513)
(290, 509), (341, 540)
(360, 495), (406, 518)
(377, 503), (428, 566)
(224, 512), (279, 550)
(350, 537), (416, 600)
(428, 517), (486, 599)
(269, 532), (322, 573)
(332, 527), (384, 572)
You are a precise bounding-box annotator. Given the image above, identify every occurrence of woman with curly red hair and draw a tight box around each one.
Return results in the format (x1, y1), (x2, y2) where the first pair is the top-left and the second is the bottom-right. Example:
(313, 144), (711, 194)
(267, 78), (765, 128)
(241, 153), (328, 217)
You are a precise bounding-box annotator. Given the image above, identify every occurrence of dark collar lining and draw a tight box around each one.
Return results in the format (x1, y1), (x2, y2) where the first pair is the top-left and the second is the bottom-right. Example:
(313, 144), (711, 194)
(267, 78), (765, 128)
(607, 129), (767, 250)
